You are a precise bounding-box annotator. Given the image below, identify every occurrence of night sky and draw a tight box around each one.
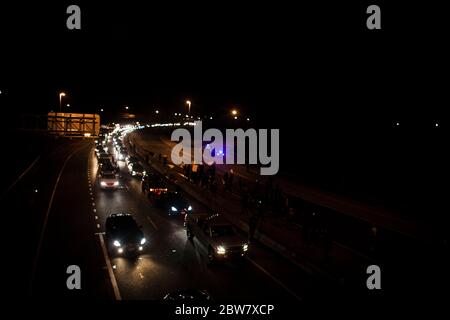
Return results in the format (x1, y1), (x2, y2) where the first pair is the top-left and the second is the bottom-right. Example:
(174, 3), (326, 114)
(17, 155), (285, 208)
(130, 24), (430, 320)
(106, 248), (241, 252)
(0, 2), (447, 215)
(1, 2), (446, 122)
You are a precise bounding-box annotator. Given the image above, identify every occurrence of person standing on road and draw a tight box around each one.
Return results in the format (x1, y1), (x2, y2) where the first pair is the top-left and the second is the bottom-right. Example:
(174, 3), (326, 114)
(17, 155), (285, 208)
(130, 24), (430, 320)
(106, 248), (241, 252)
(223, 171), (229, 190)
(241, 192), (249, 215)
(228, 169), (234, 192)
(248, 200), (263, 243)
(141, 175), (149, 193)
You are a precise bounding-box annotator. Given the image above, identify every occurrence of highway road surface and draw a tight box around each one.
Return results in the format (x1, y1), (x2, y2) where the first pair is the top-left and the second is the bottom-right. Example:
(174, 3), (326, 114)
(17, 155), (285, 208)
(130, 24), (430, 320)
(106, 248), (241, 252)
(4, 138), (328, 301)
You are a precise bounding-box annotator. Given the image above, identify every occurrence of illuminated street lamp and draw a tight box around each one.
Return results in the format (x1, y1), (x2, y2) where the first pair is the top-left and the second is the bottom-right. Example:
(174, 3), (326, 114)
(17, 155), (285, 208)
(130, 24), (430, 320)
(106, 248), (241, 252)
(59, 92), (66, 112)
(186, 100), (191, 117)
(231, 109), (238, 116)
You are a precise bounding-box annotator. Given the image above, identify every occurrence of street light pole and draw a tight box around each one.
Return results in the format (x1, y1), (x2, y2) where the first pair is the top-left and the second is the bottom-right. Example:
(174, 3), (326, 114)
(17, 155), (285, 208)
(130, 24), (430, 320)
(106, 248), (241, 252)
(59, 92), (66, 112)
(186, 100), (191, 117)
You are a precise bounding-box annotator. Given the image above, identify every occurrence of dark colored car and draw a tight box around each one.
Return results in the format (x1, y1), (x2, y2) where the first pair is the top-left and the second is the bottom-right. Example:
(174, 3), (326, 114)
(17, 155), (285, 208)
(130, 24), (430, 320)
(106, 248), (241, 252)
(96, 149), (108, 158)
(126, 155), (139, 166)
(98, 158), (119, 174)
(98, 157), (112, 167)
(157, 191), (192, 215)
(163, 289), (211, 301)
(144, 173), (168, 199)
(105, 213), (146, 256)
(128, 162), (146, 177)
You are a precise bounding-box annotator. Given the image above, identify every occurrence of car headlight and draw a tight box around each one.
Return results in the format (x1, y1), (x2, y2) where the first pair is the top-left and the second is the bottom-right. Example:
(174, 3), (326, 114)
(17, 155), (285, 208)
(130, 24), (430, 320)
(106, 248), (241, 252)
(113, 240), (121, 247)
(113, 181), (119, 186)
(140, 238), (146, 245)
(100, 181), (107, 186)
(243, 243), (248, 252)
(171, 206), (178, 212)
(188, 205), (192, 211)
(216, 246), (226, 254)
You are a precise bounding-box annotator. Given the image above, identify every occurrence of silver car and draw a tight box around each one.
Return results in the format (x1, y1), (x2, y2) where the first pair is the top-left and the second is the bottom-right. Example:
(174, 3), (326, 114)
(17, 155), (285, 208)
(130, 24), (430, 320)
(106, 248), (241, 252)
(99, 173), (119, 189)
(185, 214), (248, 264)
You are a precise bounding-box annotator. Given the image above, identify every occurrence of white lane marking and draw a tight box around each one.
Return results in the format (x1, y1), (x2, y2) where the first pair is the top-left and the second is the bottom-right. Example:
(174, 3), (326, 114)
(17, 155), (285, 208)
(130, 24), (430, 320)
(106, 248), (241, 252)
(93, 208), (97, 213)
(146, 215), (158, 231)
(92, 202), (96, 206)
(246, 256), (303, 302)
(97, 224), (100, 228)
(95, 215), (98, 220)
(98, 234), (122, 300)
(31, 149), (77, 291)
(1, 154), (41, 199)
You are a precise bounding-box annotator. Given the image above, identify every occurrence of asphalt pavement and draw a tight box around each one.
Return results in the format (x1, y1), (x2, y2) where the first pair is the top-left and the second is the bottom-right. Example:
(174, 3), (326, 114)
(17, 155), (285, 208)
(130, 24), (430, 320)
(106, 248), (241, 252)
(10, 138), (324, 302)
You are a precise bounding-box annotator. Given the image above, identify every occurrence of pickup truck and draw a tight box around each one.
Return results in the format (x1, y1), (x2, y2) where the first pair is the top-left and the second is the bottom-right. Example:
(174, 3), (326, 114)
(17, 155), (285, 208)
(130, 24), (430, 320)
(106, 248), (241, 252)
(185, 213), (249, 264)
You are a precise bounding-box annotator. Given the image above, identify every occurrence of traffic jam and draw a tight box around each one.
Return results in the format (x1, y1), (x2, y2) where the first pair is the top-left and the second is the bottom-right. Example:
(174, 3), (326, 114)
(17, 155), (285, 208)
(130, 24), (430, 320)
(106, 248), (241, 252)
(94, 126), (249, 264)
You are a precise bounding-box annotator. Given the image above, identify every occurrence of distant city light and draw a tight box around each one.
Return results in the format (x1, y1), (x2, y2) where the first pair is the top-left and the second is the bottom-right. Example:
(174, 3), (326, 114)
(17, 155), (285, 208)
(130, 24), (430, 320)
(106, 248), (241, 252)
(247, 118), (250, 121)
(234, 116), (238, 120)
(66, 104), (70, 107)
(396, 122), (400, 126)
(155, 110), (159, 114)
(174, 113), (178, 116)
(435, 123), (439, 127)
(125, 106), (129, 110)
(231, 109), (238, 115)
(100, 108), (104, 112)
(210, 117), (213, 120)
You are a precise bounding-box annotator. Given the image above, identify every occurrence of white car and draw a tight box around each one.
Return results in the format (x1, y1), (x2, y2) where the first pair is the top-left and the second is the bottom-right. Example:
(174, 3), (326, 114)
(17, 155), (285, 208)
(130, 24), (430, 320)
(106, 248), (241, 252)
(99, 173), (119, 189)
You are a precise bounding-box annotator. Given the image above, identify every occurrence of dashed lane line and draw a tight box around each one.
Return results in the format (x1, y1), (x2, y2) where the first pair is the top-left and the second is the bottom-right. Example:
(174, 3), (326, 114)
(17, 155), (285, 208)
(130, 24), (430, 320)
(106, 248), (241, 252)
(98, 233), (122, 300)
